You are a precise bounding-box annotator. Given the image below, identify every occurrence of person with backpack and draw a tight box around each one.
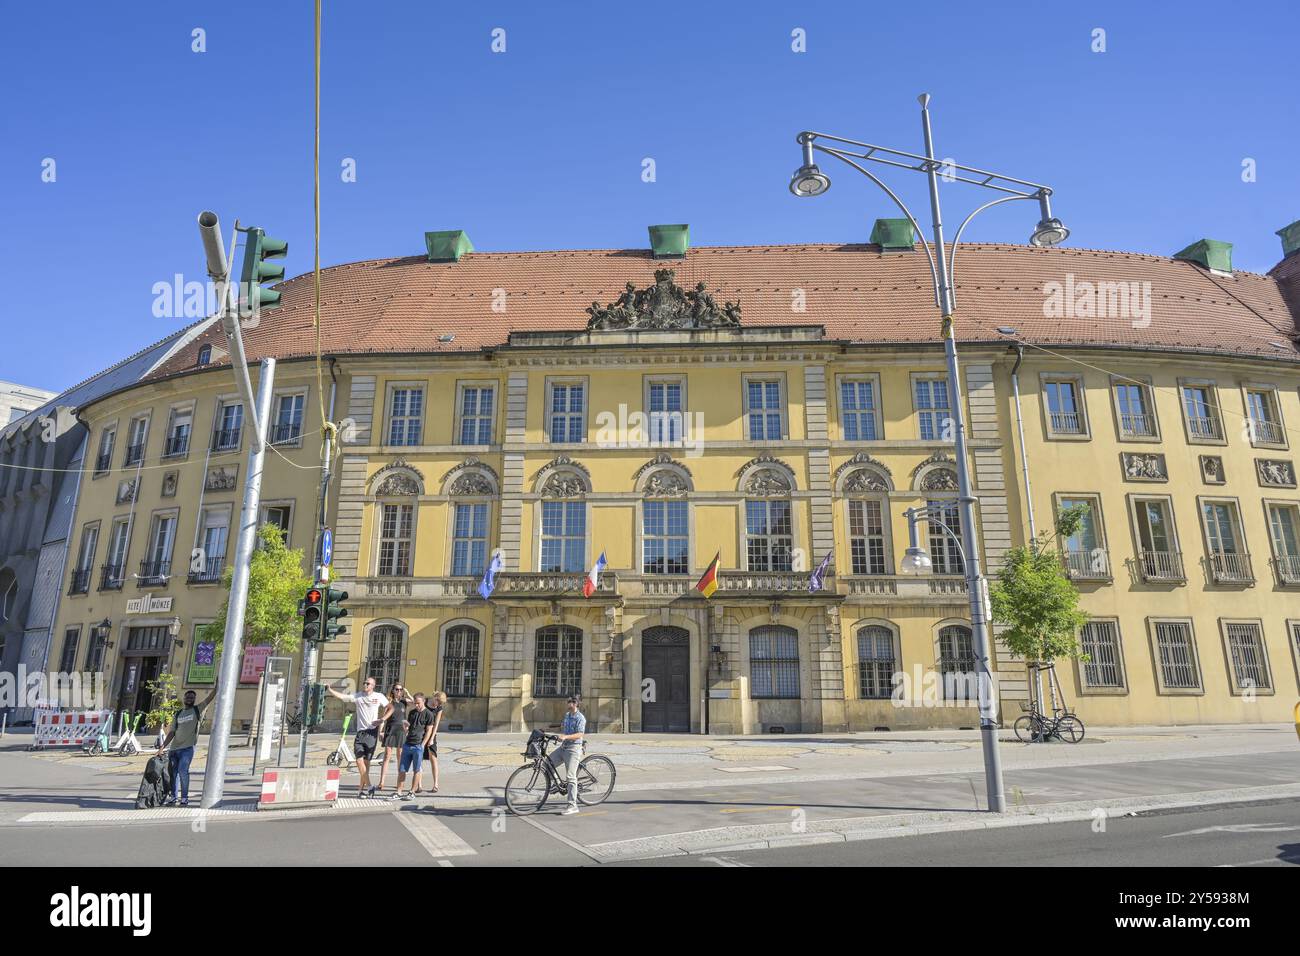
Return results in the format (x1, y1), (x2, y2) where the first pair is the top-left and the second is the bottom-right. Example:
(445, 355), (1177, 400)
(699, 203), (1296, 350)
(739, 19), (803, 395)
(326, 677), (389, 798)
(156, 686), (217, 807)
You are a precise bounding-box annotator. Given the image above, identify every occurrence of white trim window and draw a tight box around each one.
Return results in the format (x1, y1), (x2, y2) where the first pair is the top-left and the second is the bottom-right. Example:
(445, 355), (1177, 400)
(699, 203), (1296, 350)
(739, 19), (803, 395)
(840, 378), (879, 441)
(451, 502), (489, 577)
(848, 499), (888, 575)
(745, 499), (793, 572)
(273, 393), (305, 445)
(745, 379), (783, 441)
(548, 382), (585, 443)
(377, 503), (414, 576)
(642, 499), (689, 575)
(1267, 502), (1300, 584)
(387, 387), (424, 446)
(914, 377), (951, 441)
(1115, 381), (1156, 438)
(1079, 621), (1125, 689)
(457, 385), (495, 445)
(540, 501), (585, 573)
(648, 379), (684, 444)
(1245, 388), (1284, 446)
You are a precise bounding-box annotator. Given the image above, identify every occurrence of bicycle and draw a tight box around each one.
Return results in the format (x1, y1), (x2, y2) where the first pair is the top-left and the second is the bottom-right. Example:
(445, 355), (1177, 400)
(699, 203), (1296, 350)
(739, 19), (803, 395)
(1013, 706), (1085, 744)
(503, 731), (616, 815)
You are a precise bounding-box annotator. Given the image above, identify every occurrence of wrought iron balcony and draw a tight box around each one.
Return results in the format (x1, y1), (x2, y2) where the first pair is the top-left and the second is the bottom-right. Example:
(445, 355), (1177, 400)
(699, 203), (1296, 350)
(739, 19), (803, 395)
(1062, 548), (1111, 580)
(1186, 416), (1222, 440)
(1251, 419), (1285, 445)
(137, 559), (172, 587)
(187, 557), (224, 584)
(1272, 554), (1300, 586)
(211, 427), (241, 451)
(1138, 550), (1185, 582)
(163, 433), (190, 458)
(272, 422), (302, 445)
(123, 443), (145, 466)
(94, 451), (112, 474)
(1120, 412), (1155, 437)
(99, 564), (125, 591)
(1049, 411), (1084, 435)
(1208, 551), (1253, 585)
(68, 568), (91, 595)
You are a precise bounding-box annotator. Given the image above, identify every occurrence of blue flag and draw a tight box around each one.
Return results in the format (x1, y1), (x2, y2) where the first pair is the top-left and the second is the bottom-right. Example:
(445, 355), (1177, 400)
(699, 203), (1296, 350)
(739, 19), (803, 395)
(808, 550), (832, 592)
(478, 551), (504, 600)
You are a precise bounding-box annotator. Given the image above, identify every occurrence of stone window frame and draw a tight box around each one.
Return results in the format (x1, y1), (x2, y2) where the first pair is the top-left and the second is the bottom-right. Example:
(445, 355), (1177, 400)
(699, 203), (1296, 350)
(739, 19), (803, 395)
(1261, 497), (1300, 587)
(382, 380), (427, 448)
(259, 499), (295, 549)
(93, 420), (118, 477)
(1196, 494), (1252, 581)
(834, 372), (885, 442)
(853, 619), (900, 701)
(535, 498), (589, 574)
(747, 623), (802, 700)
(454, 379), (498, 447)
(142, 506), (182, 580)
(933, 619), (977, 703)
(1038, 372), (1091, 441)
(1217, 618), (1274, 697)
(643, 374), (688, 447)
(1146, 617), (1205, 696)
(58, 625), (81, 675)
(448, 500), (493, 578)
(633, 458), (695, 577)
(1125, 493), (1183, 577)
(1109, 375), (1162, 443)
(122, 411), (152, 469)
(162, 401), (197, 460)
(741, 372), (789, 443)
(543, 376), (589, 445)
(270, 387), (309, 449)
(211, 393), (245, 454)
(103, 515), (133, 585)
(1053, 491), (1111, 581)
(192, 502), (234, 583)
(1072, 617), (1129, 695)
(374, 499), (418, 578)
(1240, 382), (1288, 450)
(533, 623), (584, 698)
(74, 520), (102, 575)
(439, 618), (484, 698)
(362, 619), (408, 693)
(1176, 378), (1227, 446)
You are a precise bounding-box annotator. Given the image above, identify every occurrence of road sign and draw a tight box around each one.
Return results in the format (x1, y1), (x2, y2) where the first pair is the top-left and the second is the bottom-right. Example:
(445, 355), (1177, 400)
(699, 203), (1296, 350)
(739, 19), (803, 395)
(321, 528), (333, 568)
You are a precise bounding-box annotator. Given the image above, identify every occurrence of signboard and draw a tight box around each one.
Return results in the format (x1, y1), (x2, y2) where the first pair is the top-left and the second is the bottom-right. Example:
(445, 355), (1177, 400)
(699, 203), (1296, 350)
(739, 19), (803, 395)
(320, 528), (333, 568)
(240, 645), (274, 684)
(187, 639), (217, 685)
(257, 672), (287, 761)
(125, 595), (174, 614)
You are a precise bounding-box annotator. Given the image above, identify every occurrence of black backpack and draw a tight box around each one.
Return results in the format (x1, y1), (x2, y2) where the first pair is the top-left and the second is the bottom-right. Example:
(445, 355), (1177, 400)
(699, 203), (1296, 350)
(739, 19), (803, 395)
(523, 730), (547, 758)
(135, 754), (173, 809)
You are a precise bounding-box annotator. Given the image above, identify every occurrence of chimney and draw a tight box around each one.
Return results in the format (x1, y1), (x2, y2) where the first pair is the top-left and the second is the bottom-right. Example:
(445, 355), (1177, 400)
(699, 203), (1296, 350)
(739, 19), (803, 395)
(1173, 238), (1233, 276)
(1268, 219), (1300, 326)
(870, 218), (916, 252)
(425, 230), (473, 262)
(648, 224), (689, 259)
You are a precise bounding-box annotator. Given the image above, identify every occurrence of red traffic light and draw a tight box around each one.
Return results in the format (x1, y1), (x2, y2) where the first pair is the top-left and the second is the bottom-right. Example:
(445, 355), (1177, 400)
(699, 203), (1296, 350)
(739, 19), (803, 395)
(306, 588), (323, 606)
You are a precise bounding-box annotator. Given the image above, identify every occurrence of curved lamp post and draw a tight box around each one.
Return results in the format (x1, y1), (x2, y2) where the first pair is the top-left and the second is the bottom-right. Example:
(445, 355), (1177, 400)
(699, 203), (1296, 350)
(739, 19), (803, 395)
(791, 95), (1070, 813)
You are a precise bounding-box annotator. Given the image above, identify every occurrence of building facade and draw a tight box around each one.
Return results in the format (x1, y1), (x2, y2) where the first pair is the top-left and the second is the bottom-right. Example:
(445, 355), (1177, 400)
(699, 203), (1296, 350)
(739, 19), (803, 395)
(44, 221), (1300, 733)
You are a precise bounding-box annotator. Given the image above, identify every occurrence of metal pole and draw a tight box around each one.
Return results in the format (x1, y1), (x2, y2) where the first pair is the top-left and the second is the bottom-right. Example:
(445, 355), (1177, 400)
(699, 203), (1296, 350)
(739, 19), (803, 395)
(297, 376), (336, 768)
(200, 356), (276, 809)
(918, 93), (1006, 813)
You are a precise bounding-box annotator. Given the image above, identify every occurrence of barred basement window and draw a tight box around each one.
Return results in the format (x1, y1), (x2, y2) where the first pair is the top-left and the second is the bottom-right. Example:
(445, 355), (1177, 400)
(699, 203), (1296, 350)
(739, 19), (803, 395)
(749, 625), (799, 699)
(1154, 621), (1200, 690)
(378, 503), (414, 576)
(1079, 621), (1124, 689)
(365, 626), (404, 695)
(1224, 622), (1271, 692)
(442, 625), (480, 698)
(535, 625), (582, 698)
(857, 625), (895, 700)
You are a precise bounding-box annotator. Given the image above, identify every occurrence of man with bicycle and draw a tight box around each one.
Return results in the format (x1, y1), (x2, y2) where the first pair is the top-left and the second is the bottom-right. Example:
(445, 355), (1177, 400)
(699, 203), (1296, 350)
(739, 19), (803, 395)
(549, 695), (586, 815)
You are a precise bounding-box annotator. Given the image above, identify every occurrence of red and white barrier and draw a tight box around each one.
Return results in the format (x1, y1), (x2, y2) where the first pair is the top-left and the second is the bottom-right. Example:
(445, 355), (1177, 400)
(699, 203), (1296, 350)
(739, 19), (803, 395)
(33, 710), (112, 749)
(257, 766), (341, 810)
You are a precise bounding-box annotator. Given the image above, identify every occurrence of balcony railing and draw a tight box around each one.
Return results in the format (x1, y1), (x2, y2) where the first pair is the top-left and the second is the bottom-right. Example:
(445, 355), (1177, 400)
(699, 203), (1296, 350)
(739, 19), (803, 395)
(94, 451), (112, 474)
(1062, 548), (1111, 580)
(99, 564), (125, 591)
(68, 568), (91, 595)
(163, 433), (190, 458)
(272, 422), (302, 445)
(1120, 412), (1155, 437)
(1208, 551), (1254, 585)
(123, 443), (145, 466)
(1251, 419), (1285, 445)
(1186, 416), (1222, 440)
(137, 559), (172, 587)
(1272, 554), (1300, 585)
(187, 557), (224, 584)
(211, 427), (241, 451)
(1139, 550), (1185, 582)
(1049, 411), (1083, 435)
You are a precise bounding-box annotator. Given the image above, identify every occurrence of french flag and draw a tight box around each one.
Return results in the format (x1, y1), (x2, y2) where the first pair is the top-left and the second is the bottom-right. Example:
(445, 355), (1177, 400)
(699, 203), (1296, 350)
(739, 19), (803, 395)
(583, 552), (607, 598)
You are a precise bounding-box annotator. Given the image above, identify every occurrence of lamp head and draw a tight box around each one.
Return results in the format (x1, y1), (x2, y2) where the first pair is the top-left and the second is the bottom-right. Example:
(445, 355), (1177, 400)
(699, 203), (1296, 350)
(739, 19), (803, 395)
(1030, 217), (1070, 247)
(790, 163), (831, 198)
(899, 546), (933, 576)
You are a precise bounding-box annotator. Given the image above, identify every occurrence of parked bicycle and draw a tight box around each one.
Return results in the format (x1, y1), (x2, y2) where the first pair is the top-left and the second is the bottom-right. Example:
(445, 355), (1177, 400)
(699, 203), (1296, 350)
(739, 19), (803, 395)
(504, 730), (616, 814)
(1013, 706), (1085, 744)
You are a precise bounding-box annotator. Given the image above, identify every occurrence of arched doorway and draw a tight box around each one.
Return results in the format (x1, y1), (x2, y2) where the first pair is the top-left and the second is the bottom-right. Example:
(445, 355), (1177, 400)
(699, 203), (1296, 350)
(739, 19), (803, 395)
(641, 626), (689, 732)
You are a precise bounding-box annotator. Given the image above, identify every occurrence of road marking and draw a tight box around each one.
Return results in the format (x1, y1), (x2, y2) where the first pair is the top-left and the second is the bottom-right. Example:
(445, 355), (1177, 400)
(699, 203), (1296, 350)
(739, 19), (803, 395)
(700, 856), (751, 867)
(1215, 858), (1287, 868)
(720, 805), (799, 815)
(715, 766), (794, 773)
(438, 859), (455, 868)
(520, 815), (606, 863)
(1164, 822), (1300, 838)
(392, 810), (477, 858)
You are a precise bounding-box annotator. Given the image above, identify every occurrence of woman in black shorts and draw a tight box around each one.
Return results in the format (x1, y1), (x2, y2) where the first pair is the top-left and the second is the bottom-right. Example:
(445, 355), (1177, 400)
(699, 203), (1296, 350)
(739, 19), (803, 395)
(375, 682), (411, 794)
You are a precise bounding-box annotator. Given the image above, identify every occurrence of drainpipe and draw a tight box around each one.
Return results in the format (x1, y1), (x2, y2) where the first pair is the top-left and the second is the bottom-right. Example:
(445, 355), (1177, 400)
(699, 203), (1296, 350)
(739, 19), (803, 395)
(1008, 344), (1046, 716)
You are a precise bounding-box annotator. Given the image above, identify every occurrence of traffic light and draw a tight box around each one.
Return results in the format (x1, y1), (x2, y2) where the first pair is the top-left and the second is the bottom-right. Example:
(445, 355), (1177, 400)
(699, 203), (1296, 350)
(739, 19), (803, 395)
(240, 226), (288, 314)
(306, 683), (327, 726)
(302, 586), (323, 643)
(323, 587), (349, 641)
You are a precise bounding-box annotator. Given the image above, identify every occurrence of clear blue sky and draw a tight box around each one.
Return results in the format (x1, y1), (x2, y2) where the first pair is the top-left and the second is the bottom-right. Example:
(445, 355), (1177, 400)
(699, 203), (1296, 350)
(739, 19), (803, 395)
(2, 0), (1297, 390)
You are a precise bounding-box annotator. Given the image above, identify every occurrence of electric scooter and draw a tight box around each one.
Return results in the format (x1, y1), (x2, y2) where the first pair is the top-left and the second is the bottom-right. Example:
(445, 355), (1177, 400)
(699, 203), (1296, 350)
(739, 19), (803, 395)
(113, 712), (144, 756)
(83, 710), (115, 756)
(326, 713), (354, 770)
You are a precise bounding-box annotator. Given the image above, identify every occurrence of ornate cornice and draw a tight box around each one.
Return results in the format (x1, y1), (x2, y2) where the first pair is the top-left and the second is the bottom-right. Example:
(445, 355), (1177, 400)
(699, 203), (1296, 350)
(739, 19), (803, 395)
(586, 268), (741, 331)
(736, 455), (796, 496)
(833, 452), (894, 493)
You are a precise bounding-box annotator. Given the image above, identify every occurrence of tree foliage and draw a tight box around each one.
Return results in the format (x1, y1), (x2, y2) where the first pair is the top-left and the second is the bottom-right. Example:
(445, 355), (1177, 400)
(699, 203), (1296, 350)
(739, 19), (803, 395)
(988, 506), (1090, 663)
(200, 524), (312, 658)
(144, 670), (182, 732)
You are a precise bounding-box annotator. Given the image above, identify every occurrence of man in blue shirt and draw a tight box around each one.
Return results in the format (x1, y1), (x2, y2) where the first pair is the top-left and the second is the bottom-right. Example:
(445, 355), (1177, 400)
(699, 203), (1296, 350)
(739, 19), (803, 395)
(549, 695), (586, 815)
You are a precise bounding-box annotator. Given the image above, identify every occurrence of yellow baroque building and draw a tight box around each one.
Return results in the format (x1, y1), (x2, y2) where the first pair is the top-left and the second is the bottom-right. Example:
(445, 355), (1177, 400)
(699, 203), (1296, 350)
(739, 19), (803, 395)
(49, 223), (1300, 733)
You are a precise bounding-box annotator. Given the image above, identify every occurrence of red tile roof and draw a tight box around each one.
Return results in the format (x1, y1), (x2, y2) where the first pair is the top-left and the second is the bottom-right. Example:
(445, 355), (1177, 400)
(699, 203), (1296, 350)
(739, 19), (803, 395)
(147, 242), (1300, 380)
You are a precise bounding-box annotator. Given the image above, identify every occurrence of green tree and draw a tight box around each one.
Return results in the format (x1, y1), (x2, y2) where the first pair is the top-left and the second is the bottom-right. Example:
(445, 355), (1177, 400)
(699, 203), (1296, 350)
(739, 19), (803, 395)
(144, 670), (182, 733)
(200, 524), (313, 658)
(988, 505), (1091, 669)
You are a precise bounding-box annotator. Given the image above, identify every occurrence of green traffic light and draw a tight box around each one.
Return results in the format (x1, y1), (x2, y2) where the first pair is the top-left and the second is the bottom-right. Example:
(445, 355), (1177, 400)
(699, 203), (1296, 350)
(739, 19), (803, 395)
(240, 226), (288, 315)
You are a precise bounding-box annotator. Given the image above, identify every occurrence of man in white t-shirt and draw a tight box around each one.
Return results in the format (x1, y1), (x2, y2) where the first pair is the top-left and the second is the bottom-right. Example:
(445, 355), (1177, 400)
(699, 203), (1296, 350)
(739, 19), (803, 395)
(327, 677), (388, 798)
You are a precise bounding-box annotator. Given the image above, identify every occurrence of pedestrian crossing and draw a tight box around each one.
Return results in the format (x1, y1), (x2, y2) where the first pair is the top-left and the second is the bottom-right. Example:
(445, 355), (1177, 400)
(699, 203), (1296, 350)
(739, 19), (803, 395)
(392, 808), (478, 859)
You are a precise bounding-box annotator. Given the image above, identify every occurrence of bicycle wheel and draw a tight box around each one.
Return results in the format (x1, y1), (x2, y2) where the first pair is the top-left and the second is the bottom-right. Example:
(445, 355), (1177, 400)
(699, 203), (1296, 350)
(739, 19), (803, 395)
(1013, 715), (1040, 743)
(504, 762), (550, 815)
(576, 755), (616, 806)
(1056, 714), (1085, 744)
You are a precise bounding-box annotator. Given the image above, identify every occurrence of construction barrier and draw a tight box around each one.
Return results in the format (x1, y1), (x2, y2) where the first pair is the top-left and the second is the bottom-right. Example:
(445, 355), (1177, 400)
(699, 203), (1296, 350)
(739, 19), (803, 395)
(257, 766), (340, 810)
(32, 710), (113, 749)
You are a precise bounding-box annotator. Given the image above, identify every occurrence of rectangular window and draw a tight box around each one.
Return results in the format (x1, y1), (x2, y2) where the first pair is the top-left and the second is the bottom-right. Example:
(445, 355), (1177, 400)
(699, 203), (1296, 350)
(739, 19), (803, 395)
(1245, 388), (1285, 445)
(141, 514), (177, 582)
(642, 500), (689, 574)
(164, 407), (192, 458)
(451, 503), (489, 576)
(457, 385), (495, 445)
(648, 380), (684, 444)
(535, 626), (582, 698)
(745, 379), (784, 441)
(1115, 382), (1156, 438)
(124, 416), (148, 466)
(840, 379), (879, 441)
(1133, 497), (1182, 581)
(745, 499), (793, 572)
(387, 387), (424, 446)
(548, 382), (585, 444)
(1059, 495), (1108, 578)
(213, 401), (243, 451)
(442, 625), (480, 698)
(259, 503), (293, 547)
(70, 525), (98, 594)
(94, 428), (115, 474)
(192, 508), (229, 583)
(927, 499), (964, 575)
(857, 626), (895, 700)
(1153, 621), (1201, 690)
(59, 627), (81, 674)
(1223, 621), (1271, 693)
(540, 501), (586, 573)
(1268, 503), (1300, 584)
(1180, 384), (1222, 441)
(848, 499), (888, 575)
(103, 518), (130, 588)
(914, 377), (951, 441)
(377, 503), (414, 576)
(84, 627), (108, 672)
(273, 393), (305, 445)
(1201, 499), (1252, 583)
(749, 626), (800, 699)
(1079, 621), (1125, 689)
(1045, 379), (1085, 435)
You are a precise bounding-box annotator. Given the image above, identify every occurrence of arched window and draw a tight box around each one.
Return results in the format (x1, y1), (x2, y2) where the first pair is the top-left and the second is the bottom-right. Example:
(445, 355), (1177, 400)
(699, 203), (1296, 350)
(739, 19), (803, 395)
(365, 625), (405, 693)
(443, 625), (481, 698)
(857, 625), (896, 700)
(535, 625), (582, 698)
(937, 624), (976, 702)
(749, 625), (799, 699)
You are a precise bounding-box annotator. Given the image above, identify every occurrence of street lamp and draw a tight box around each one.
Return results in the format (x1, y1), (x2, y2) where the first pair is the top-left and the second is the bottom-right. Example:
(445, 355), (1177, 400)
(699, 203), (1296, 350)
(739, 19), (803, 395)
(790, 95), (1069, 813)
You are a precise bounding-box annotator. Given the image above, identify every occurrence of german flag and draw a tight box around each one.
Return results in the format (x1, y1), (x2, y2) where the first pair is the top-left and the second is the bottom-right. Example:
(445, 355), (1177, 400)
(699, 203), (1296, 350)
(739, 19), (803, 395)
(694, 551), (721, 598)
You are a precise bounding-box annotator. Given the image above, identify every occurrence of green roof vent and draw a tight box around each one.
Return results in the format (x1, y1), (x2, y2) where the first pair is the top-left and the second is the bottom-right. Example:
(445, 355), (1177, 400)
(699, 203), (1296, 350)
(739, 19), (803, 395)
(1173, 238), (1233, 275)
(648, 223), (689, 259)
(1276, 220), (1300, 259)
(425, 230), (474, 262)
(870, 218), (916, 251)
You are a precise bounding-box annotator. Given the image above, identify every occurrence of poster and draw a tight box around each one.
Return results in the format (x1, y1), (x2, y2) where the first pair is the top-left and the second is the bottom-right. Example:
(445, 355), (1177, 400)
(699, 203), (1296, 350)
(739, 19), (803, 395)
(240, 645), (273, 684)
(187, 640), (217, 686)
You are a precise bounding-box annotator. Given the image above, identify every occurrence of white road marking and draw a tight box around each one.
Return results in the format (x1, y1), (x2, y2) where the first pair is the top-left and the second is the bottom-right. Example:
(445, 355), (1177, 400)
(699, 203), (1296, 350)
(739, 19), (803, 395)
(715, 766), (794, 773)
(520, 814), (607, 863)
(700, 856), (751, 867)
(1163, 822), (1300, 839)
(392, 810), (477, 858)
